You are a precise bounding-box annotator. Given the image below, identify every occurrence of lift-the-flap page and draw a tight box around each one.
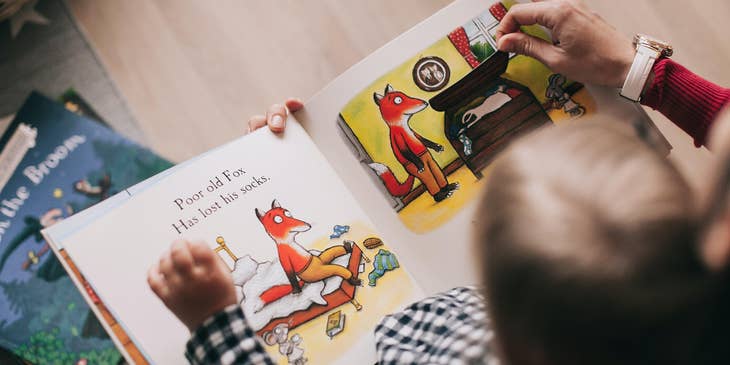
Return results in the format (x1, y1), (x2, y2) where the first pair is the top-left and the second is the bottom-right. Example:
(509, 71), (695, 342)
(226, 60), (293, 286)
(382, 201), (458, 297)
(298, 0), (667, 292)
(48, 122), (420, 365)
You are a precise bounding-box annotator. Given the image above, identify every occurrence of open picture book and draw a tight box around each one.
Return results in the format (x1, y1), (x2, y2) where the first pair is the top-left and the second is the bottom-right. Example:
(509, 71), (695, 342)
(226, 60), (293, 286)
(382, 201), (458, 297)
(42, 0), (670, 364)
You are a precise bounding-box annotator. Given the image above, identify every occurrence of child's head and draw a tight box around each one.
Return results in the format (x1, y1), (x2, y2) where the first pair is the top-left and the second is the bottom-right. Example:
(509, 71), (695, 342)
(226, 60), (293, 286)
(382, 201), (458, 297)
(476, 120), (711, 365)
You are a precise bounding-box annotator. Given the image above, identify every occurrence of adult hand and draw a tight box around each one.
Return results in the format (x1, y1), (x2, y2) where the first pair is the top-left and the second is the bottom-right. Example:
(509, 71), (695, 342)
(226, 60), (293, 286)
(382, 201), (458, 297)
(495, 0), (635, 88)
(246, 98), (304, 134)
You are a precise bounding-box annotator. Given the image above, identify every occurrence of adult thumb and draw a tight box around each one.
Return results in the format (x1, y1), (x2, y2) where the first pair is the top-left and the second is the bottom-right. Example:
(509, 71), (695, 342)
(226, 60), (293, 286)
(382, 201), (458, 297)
(497, 32), (559, 67)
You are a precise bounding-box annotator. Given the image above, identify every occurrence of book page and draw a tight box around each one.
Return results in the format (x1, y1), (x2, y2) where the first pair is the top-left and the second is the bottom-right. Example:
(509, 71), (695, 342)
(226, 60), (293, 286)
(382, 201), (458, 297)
(54, 122), (420, 364)
(298, 0), (668, 294)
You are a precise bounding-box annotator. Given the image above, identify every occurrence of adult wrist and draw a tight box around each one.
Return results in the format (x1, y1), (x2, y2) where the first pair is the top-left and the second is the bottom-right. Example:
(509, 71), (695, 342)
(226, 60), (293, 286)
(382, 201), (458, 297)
(613, 53), (635, 89)
(619, 34), (673, 102)
(620, 47), (660, 102)
(610, 38), (636, 89)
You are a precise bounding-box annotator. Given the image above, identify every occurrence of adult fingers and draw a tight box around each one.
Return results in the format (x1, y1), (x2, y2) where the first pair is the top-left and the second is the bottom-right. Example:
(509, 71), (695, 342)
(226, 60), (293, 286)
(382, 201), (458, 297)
(497, 32), (561, 69)
(495, 1), (565, 40)
(266, 104), (287, 133)
(247, 114), (266, 134)
(284, 98), (304, 113)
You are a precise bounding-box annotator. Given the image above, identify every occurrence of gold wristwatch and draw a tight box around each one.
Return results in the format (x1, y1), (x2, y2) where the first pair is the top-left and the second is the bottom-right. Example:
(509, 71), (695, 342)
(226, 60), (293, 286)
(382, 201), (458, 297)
(620, 34), (673, 102)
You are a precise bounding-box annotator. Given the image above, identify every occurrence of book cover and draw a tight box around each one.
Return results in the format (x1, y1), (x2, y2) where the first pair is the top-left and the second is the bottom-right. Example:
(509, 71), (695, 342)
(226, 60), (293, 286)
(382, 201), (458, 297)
(325, 310), (345, 339)
(58, 88), (111, 129)
(0, 92), (172, 364)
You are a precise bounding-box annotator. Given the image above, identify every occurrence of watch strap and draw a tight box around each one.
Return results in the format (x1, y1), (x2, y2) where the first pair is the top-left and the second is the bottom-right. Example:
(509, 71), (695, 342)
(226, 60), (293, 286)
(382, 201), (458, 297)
(620, 45), (660, 102)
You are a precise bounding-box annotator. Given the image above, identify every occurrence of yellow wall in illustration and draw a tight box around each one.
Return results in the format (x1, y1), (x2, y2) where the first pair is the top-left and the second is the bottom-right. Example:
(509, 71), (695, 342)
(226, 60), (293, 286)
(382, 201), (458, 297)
(337, 2), (597, 233)
(340, 37), (472, 185)
(339, 11), (564, 187)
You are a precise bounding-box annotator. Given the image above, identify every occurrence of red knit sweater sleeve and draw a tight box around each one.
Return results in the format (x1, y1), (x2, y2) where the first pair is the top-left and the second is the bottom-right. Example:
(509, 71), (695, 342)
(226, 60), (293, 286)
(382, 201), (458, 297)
(641, 58), (730, 147)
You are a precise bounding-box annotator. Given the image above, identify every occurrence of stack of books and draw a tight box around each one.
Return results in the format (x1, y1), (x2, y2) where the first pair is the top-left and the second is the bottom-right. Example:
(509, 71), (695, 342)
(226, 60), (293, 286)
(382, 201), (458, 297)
(0, 91), (172, 364)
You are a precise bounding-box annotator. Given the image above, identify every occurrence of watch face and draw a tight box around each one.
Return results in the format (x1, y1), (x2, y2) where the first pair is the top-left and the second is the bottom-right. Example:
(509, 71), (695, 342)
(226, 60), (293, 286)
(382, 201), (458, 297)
(635, 34), (673, 57)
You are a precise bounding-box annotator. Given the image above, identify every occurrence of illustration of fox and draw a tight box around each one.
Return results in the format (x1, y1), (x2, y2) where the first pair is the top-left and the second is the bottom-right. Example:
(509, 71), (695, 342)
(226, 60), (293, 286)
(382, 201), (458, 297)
(370, 84), (458, 202)
(255, 200), (361, 297)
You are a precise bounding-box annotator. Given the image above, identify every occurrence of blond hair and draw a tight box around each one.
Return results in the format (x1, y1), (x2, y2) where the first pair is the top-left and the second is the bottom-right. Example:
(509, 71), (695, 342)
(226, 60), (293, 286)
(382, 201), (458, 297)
(477, 120), (710, 365)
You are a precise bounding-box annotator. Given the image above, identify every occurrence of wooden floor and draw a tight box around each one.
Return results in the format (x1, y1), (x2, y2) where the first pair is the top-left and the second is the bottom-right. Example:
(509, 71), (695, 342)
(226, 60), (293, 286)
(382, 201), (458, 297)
(66, 0), (450, 160)
(67, 0), (730, 187)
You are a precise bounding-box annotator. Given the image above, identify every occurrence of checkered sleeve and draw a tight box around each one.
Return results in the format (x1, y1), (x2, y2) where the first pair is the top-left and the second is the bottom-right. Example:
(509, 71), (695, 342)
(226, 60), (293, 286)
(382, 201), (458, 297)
(185, 304), (274, 365)
(375, 286), (499, 365)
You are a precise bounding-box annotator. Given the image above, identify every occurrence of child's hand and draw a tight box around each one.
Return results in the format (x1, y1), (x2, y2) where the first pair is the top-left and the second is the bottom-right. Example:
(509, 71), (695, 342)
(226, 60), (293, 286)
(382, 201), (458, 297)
(147, 240), (237, 332)
(247, 98), (304, 134)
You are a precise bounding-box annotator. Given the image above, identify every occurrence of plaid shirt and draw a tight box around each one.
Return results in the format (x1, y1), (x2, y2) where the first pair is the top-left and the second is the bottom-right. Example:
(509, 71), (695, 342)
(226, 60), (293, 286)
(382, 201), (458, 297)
(186, 287), (496, 364)
(185, 304), (273, 365)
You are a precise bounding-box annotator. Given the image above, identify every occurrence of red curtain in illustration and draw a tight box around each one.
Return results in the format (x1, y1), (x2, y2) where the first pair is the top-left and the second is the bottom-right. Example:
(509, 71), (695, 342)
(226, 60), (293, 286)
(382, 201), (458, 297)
(489, 2), (507, 21)
(448, 2), (509, 69)
(448, 27), (480, 68)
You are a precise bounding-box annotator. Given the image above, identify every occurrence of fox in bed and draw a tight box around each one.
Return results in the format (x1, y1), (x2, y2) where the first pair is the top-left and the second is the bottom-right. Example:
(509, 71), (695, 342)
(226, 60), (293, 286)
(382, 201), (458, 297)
(371, 84), (459, 202)
(255, 200), (361, 297)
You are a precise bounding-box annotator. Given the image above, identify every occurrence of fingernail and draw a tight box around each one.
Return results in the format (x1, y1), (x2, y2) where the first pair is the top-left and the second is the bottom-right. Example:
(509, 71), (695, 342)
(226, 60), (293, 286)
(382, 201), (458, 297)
(271, 114), (284, 128)
(496, 38), (509, 52)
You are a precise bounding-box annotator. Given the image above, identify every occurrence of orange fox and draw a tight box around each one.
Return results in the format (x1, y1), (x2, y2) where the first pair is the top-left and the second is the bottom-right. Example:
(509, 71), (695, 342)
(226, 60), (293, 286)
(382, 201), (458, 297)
(255, 200), (360, 297)
(371, 84), (458, 202)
